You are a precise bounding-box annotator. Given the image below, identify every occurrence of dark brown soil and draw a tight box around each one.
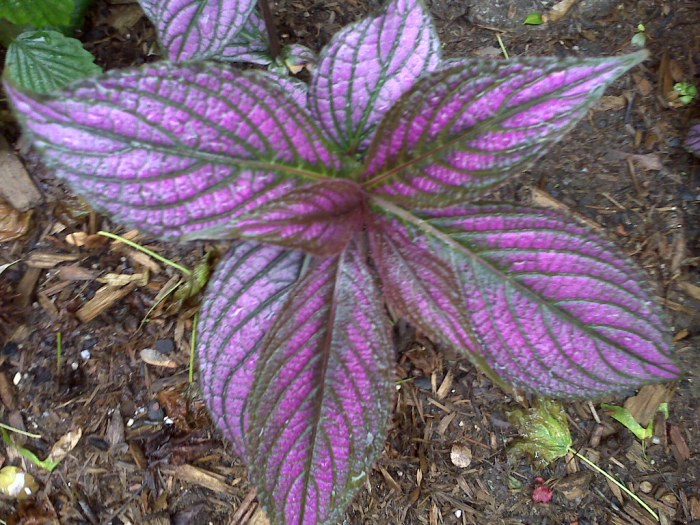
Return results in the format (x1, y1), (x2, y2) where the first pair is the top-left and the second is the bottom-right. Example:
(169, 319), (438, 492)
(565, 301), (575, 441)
(0, 1), (699, 524)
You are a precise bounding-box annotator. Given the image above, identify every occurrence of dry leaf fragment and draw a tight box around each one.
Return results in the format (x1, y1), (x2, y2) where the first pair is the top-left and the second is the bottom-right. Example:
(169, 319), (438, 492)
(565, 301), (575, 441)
(450, 444), (473, 468)
(26, 252), (79, 269)
(140, 348), (178, 368)
(47, 428), (82, 466)
(0, 200), (31, 243)
(543, 0), (579, 22)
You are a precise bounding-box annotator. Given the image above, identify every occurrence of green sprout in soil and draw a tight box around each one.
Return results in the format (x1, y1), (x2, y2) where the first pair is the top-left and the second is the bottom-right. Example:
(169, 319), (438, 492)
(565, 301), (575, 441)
(524, 13), (544, 25)
(673, 82), (698, 106)
(631, 23), (647, 48)
(508, 399), (660, 522)
(0, 428), (60, 472)
(96, 230), (210, 382)
(601, 402), (669, 443)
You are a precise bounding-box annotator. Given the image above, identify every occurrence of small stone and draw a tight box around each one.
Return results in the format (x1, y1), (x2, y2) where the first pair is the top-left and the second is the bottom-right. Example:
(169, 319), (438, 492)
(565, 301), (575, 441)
(155, 339), (175, 354)
(450, 444), (472, 468)
(639, 481), (653, 493)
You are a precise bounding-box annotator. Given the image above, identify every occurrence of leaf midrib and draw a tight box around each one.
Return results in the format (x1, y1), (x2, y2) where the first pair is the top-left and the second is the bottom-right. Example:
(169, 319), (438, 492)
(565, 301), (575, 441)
(371, 197), (673, 371)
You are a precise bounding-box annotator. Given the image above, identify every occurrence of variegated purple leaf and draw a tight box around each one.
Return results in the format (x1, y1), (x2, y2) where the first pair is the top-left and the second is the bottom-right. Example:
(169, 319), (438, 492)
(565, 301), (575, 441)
(219, 8), (272, 65)
(138, 0), (257, 62)
(234, 180), (365, 256)
(248, 240), (394, 525)
(369, 201), (678, 397)
(5, 63), (343, 242)
(362, 52), (647, 207)
(685, 120), (700, 157)
(309, 0), (441, 153)
(198, 242), (305, 461)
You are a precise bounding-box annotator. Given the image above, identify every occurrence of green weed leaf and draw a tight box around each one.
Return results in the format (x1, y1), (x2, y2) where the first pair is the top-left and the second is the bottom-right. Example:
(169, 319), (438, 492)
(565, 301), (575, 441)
(508, 399), (572, 466)
(601, 403), (654, 441)
(0, 0), (74, 27)
(5, 30), (101, 94)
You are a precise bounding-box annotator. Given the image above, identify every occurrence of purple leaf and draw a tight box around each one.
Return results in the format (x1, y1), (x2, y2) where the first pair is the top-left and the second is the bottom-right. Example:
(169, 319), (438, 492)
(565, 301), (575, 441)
(248, 240), (394, 525)
(198, 242), (305, 461)
(362, 52), (647, 206)
(369, 202), (678, 397)
(219, 8), (272, 65)
(234, 180), (366, 256)
(138, 0), (257, 62)
(309, 0), (441, 153)
(5, 62), (343, 242)
(685, 120), (700, 157)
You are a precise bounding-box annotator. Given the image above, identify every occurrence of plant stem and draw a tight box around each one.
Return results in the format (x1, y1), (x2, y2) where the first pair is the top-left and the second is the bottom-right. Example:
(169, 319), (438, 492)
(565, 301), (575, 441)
(258, 0), (281, 59)
(0, 422), (41, 439)
(56, 332), (63, 373)
(97, 231), (192, 277)
(189, 313), (199, 384)
(570, 447), (659, 522)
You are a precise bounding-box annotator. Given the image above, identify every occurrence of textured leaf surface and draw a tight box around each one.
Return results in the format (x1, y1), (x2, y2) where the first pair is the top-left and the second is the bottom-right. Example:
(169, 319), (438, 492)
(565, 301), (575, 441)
(5, 30), (101, 95)
(309, 0), (441, 153)
(234, 180), (365, 256)
(219, 8), (271, 65)
(6, 62), (343, 241)
(686, 121), (700, 157)
(249, 242), (394, 525)
(198, 242), (305, 461)
(0, 0), (73, 26)
(138, 0), (256, 61)
(370, 202), (678, 397)
(362, 52), (647, 206)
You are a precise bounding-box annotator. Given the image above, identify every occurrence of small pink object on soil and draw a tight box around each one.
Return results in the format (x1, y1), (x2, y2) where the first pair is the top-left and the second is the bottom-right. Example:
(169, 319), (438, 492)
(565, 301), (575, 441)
(532, 477), (554, 503)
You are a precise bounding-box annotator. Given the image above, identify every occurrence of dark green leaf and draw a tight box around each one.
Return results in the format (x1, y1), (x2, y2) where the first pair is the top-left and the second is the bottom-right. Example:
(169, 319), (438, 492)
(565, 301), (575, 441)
(5, 30), (101, 94)
(0, 0), (74, 27)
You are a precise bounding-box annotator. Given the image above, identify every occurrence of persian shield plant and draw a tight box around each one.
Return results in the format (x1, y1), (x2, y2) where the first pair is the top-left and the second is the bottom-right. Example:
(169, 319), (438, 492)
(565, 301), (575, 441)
(4, 0), (679, 523)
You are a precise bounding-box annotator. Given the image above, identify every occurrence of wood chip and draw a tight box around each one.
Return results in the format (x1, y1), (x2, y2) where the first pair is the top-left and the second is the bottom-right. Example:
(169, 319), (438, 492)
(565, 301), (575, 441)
(594, 95), (627, 111)
(76, 283), (136, 323)
(26, 252), (80, 269)
(678, 282), (700, 301)
(436, 369), (453, 399)
(57, 265), (98, 281)
(450, 444), (472, 468)
(16, 267), (41, 307)
(529, 187), (603, 230)
(37, 292), (59, 319)
(557, 472), (592, 501)
(379, 466), (402, 493)
(0, 371), (16, 410)
(0, 145), (42, 211)
(669, 425), (690, 464)
(161, 464), (237, 496)
(98, 271), (149, 287)
(624, 384), (674, 427)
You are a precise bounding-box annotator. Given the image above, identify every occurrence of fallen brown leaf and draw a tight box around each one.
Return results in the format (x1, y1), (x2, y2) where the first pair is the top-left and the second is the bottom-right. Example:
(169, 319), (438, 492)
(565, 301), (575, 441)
(0, 200), (31, 243)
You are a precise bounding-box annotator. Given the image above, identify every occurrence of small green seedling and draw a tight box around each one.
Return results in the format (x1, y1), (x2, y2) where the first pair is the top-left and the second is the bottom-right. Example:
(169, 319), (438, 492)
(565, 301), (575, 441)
(508, 400), (660, 522)
(601, 402), (669, 442)
(1, 428), (60, 471)
(524, 13), (544, 25)
(673, 82), (698, 106)
(631, 23), (646, 48)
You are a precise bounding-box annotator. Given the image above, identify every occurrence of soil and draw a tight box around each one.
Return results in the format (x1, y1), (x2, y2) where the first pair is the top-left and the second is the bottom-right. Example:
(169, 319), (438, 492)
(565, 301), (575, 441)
(0, 0), (699, 524)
